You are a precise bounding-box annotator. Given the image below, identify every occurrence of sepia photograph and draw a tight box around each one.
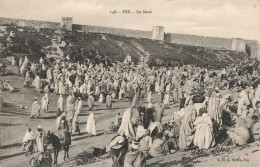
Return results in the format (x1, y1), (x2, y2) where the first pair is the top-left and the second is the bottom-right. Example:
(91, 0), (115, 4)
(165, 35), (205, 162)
(0, 0), (260, 166)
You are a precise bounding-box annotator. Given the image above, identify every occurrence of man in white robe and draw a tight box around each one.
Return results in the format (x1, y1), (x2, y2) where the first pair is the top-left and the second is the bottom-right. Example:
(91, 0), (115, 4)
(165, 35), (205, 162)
(88, 93), (95, 111)
(75, 97), (83, 115)
(42, 64), (47, 71)
(24, 56), (28, 64)
(147, 90), (152, 103)
(71, 97), (82, 134)
(46, 68), (52, 81)
(31, 97), (41, 118)
(194, 108), (215, 149)
(24, 70), (31, 87)
(106, 94), (112, 109)
(41, 92), (49, 112)
(39, 57), (44, 64)
(20, 64), (25, 75)
(163, 93), (170, 106)
(32, 75), (41, 89)
(58, 81), (66, 95)
(35, 125), (46, 152)
(118, 108), (135, 139)
(30, 63), (36, 72)
(22, 127), (35, 155)
(57, 95), (64, 112)
(65, 95), (74, 122)
(66, 94), (73, 110)
(19, 57), (23, 67)
(54, 80), (59, 94)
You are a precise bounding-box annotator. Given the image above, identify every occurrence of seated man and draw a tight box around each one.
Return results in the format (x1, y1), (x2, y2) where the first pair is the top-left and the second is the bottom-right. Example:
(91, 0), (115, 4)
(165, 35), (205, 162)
(108, 122), (116, 133)
(3, 81), (10, 90)
(166, 120), (181, 152)
(227, 117), (250, 146)
(139, 129), (152, 157)
(8, 84), (15, 93)
(193, 108), (215, 150)
(124, 142), (146, 167)
(149, 132), (169, 157)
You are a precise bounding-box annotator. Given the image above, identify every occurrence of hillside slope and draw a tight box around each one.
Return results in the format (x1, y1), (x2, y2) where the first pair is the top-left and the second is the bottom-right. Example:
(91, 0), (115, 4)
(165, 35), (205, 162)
(0, 25), (248, 68)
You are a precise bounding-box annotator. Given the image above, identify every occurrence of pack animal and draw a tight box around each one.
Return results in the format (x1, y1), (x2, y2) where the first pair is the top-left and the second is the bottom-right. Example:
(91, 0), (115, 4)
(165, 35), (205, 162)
(45, 131), (71, 165)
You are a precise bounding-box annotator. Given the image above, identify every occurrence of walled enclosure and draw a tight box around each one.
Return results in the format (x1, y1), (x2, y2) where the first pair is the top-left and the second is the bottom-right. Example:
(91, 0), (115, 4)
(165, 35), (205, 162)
(0, 17), (259, 58)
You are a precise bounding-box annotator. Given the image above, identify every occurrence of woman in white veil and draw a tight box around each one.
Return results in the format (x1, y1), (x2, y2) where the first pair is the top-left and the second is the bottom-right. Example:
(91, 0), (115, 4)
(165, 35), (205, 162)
(85, 113), (96, 135)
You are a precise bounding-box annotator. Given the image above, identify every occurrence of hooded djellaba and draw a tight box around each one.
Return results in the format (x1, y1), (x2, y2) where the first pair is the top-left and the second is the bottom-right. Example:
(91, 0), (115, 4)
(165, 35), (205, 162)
(118, 108), (136, 140)
(193, 108), (215, 149)
(86, 113), (96, 135)
(179, 100), (197, 150)
(31, 97), (41, 118)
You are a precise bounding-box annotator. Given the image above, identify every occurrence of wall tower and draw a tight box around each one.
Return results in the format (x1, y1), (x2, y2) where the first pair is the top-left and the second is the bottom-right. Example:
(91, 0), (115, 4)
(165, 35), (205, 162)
(152, 26), (164, 41)
(61, 17), (73, 31)
(231, 38), (246, 52)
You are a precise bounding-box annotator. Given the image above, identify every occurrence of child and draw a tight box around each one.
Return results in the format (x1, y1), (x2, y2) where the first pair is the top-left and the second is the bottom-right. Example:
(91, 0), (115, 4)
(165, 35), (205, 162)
(75, 120), (81, 136)
(109, 122), (116, 133)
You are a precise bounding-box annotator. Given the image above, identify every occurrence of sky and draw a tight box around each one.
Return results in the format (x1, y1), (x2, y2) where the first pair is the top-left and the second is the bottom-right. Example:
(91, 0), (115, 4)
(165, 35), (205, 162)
(0, 0), (259, 42)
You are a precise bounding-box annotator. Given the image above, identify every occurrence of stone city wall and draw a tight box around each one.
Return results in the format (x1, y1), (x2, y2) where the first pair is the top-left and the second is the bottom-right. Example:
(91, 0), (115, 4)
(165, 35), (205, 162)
(165, 33), (233, 50)
(0, 17), (259, 58)
(74, 24), (153, 39)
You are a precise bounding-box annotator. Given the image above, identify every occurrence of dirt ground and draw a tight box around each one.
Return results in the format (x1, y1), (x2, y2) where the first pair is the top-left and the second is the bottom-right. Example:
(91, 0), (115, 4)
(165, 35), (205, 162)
(0, 65), (260, 167)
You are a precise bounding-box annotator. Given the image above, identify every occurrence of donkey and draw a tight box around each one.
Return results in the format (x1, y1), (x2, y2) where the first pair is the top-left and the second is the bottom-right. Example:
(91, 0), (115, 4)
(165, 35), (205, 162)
(45, 132), (61, 166)
(46, 130), (71, 165)
(59, 130), (71, 160)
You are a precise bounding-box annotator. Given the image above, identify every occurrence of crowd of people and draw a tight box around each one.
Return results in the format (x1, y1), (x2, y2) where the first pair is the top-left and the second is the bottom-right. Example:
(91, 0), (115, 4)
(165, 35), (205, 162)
(3, 54), (260, 166)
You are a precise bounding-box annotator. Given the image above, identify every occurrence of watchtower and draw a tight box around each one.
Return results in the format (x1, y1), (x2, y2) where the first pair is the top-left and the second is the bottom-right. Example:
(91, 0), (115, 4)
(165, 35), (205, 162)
(231, 38), (245, 52)
(61, 17), (73, 31)
(152, 26), (164, 41)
